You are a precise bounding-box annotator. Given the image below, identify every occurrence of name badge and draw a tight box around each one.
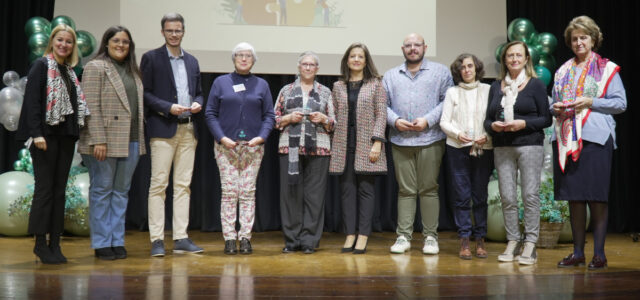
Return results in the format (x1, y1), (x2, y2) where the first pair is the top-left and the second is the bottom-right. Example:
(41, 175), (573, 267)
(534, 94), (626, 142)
(233, 84), (246, 93)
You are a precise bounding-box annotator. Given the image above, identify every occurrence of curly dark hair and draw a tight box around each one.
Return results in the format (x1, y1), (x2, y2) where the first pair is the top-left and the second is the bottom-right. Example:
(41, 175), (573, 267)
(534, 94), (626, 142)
(450, 53), (484, 84)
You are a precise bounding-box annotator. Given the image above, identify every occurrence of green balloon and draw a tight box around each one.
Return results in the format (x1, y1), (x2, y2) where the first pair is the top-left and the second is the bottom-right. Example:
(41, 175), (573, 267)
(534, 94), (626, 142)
(27, 32), (49, 56)
(28, 52), (42, 63)
(495, 42), (507, 63)
(535, 32), (558, 55)
(64, 172), (90, 236)
(18, 148), (30, 159)
(76, 30), (96, 57)
(13, 160), (24, 171)
(24, 16), (51, 37)
(50, 15), (76, 31)
(0, 171), (34, 236)
(538, 54), (557, 71)
(507, 18), (537, 43)
(527, 44), (540, 66)
(534, 65), (552, 86)
(73, 64), (84, 78)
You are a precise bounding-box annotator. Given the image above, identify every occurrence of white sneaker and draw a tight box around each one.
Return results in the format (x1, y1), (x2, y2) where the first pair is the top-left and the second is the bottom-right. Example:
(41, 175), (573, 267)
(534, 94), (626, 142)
(518, 242), (537, 265)
(422, 236), (439, 255)
(390, 236), (411, 254)
(497, 240), (522, 262)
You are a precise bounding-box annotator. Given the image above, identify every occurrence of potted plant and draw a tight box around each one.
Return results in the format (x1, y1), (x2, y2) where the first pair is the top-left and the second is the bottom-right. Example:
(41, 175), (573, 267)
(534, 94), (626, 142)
(519, 177), (569, 248)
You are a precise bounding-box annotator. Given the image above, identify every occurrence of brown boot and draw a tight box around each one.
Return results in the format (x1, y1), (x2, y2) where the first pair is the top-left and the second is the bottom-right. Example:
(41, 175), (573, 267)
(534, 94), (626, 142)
(459, 237), (472, 260)
(475, 238), (488, 258)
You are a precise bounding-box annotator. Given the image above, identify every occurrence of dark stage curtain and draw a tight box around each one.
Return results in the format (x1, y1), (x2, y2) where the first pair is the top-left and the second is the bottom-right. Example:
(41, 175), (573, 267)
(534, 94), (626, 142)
(0, 1), (55, 173)
(126, 73), (457, 235)
(506, 0), (640, 233)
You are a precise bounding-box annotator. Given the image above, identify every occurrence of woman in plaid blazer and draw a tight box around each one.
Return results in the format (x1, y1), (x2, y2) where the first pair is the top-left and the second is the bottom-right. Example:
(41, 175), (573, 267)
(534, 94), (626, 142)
(329, 43), (387, 254)
(78, 26), (146, 261)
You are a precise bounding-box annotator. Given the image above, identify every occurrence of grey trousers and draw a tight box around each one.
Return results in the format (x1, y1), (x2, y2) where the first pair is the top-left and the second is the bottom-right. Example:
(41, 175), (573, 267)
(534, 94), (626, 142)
(494, 145), (543, 243)
(279, 155), (329, 249)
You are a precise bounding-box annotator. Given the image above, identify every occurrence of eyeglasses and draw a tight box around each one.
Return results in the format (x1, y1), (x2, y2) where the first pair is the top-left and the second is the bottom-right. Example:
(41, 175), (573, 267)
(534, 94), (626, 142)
(403, 43), (424, 49)
(300, 63), (317, 69)
(163, 29), (184, 36)
(110, 38), (131, 46)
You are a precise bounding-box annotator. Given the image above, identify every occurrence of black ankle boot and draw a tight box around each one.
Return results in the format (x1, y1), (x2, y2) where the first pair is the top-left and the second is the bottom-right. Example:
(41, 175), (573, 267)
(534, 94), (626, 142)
(34, 234), (59, 264)
(49, 234), (67, 263)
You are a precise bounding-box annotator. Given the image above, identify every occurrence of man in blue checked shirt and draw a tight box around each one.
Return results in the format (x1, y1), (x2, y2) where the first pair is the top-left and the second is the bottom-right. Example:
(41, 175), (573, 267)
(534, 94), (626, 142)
(384, 33), (453, 255)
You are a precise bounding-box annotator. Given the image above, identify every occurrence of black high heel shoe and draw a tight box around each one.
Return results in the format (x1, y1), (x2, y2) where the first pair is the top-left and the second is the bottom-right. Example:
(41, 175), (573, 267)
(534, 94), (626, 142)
(34, 235), (59, 264)
(49, 234), (67, 263)
(353, 241), (368, 255)
(341, 245), (354, 253)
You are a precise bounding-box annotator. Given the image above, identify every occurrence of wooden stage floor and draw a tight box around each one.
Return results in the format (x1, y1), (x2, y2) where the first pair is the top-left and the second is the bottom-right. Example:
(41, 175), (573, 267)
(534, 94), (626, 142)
(1, 231), (639, 299)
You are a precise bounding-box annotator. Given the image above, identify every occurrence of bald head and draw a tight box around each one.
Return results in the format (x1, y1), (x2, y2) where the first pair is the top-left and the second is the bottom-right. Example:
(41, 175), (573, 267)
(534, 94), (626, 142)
(404, 33), (425, 45)
(402, 33), (427, 65)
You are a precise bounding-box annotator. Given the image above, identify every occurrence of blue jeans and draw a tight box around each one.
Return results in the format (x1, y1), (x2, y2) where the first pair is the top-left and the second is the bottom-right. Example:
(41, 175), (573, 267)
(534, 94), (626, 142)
(445, 145), (494, 238)
(82, 142), (140, 249)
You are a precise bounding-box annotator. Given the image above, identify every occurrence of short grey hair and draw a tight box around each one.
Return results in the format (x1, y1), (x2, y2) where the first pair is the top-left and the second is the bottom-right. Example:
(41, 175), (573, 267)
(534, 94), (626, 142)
(297, 51), (319, 66)
(231, 42), (257, 62)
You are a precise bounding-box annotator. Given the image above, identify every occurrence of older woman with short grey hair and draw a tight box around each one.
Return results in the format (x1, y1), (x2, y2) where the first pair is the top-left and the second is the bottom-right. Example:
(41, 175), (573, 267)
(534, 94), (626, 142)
(275, 51), (335, 254)
(205, 42), (275, 255)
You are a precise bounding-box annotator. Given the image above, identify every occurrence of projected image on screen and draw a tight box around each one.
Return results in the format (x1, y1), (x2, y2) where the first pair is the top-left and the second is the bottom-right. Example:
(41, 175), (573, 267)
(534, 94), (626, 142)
(218, 0), (343, 27)
(56, 0), (506, 75)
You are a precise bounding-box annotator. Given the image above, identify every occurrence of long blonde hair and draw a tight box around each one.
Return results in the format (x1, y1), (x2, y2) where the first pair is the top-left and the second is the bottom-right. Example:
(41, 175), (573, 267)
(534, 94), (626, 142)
(498, 41), (536, 80)
(44, 24), (80, 67)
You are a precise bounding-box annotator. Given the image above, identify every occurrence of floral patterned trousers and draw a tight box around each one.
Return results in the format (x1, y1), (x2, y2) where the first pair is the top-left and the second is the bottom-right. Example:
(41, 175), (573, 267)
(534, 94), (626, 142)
(214, 142), (265, 241)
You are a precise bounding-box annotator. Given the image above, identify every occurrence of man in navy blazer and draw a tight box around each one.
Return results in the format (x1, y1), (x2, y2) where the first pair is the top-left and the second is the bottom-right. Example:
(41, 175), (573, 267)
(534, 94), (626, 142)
(140, 12), (204, 257)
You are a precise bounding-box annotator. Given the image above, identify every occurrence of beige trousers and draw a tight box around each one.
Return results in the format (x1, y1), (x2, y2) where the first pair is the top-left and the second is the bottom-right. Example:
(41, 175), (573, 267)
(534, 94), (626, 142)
(148, 123), (197, 242)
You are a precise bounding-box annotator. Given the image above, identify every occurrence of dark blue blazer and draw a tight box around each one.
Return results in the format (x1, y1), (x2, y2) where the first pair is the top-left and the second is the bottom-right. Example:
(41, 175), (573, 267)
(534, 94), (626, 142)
(140, 45), (203, 139)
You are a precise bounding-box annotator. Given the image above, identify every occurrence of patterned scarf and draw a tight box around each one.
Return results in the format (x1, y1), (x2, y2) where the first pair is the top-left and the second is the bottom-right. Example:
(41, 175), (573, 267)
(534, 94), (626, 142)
(501, 69), (527, 122)
(45, 53), (89, 127)
(284, 79), (322, 184)
(458, 81), (484, 156)
(553, 52), (609, 172)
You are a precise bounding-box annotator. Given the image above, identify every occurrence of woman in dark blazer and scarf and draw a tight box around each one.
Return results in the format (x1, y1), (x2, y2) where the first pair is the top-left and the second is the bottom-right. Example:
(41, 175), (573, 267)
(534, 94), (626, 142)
(330, 43), (387, 254)
(16, 24), (90, 264)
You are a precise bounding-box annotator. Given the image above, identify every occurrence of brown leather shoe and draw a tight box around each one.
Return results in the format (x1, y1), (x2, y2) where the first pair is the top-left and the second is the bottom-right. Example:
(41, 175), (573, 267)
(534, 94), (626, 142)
(475, 238), (488, 258)
(557, 253), (585, 268)
(459, 238), (472, 260)
(588, 256), (608, 270)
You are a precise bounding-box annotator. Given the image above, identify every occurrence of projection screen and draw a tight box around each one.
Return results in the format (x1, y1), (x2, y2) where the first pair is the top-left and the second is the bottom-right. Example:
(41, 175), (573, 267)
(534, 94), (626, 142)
(54, 0), (507, 76)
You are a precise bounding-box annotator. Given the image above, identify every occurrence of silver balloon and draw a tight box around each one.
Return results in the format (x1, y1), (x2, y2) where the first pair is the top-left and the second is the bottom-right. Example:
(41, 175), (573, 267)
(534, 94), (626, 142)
(0, 87), (23, 115)
(2, 71), (20, 87)
(15, 77), (28, 94)
(1, 114), (19, 131)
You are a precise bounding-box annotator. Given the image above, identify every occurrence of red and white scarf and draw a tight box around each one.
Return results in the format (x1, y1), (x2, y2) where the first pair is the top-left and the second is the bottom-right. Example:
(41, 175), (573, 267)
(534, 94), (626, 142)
(45, 53), (89, 127)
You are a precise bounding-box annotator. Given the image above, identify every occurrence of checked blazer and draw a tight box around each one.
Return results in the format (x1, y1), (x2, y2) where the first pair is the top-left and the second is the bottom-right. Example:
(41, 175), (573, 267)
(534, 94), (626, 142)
(78, 59), (146, 157)
(329, 78), (387, 175)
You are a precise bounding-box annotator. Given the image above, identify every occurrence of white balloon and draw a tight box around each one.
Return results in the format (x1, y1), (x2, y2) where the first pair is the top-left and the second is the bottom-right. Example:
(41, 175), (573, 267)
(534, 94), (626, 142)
(15, 77), (28, 95)
(0, 87), (23, 115)
(2, 71), (19, 87)
(2, 114), (19, 131)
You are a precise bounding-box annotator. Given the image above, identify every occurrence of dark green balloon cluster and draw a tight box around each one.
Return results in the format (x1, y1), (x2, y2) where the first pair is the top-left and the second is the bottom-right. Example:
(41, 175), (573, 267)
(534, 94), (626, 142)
(24, 15), (97, 69)
(496, 18), (558, 86)
(13, 148), (33, 174)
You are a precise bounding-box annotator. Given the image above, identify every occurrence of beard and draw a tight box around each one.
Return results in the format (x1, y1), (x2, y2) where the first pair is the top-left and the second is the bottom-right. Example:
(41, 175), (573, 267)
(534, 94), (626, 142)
(403, 51), (424, 64)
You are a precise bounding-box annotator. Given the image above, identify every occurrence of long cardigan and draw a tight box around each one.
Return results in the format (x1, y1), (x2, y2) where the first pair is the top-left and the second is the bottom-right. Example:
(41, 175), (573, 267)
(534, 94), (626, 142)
(329, 78), (387, 175)
(78, 59), (146, 157)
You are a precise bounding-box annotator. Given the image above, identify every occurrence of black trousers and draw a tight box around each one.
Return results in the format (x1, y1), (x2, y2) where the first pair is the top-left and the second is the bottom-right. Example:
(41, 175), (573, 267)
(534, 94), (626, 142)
(340, 151), (375, 236)
(279, 155), (329, 249)
(28, 135), (76, 235)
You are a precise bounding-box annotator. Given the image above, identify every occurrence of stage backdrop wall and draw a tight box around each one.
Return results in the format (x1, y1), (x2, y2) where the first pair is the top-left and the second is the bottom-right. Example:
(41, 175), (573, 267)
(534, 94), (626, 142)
(2, 1), (639, 235)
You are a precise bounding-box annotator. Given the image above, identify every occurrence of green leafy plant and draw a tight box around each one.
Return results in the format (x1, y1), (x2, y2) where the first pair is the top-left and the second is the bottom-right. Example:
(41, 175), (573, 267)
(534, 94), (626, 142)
(488, 176), (569, 223)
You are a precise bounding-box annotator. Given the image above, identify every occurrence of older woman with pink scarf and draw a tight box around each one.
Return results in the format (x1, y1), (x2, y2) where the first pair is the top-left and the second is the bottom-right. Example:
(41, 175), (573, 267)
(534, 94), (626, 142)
(553, 16), (626, 270)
